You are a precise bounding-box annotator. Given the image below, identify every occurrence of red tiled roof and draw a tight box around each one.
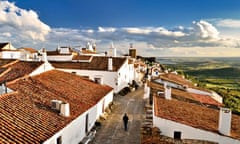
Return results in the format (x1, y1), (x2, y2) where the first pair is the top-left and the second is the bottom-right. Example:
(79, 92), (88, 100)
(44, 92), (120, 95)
(19, 47), (37, 53)
(0, 70), (113, 143)
(190, 93), (222, 106)
(0, 59), (17, 67)
(47, 50), (72, 56)
(0, 61), (43, 83)
(160, 73), (194, 87)
(81, 49), (96, 54)
(50, 56), (127, 72)
(159, 73), (211, 92)
(72, 55), (92, 61)
(154, 96), (240, 139)
(149, 81), (222, 107)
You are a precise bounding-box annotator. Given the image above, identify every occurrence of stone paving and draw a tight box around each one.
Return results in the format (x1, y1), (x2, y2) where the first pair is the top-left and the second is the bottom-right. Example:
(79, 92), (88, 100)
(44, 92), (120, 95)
(90, 87), (145, 144)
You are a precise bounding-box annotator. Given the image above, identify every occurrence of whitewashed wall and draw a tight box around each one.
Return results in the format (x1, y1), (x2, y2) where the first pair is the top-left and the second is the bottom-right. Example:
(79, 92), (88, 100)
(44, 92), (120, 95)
(127, 63), (135, 84)
(43, 109), (94, 144)
(43, 90), (113, 144)
(187, 88), (212, 96)
(117, 61), (132, 92)
(56, 65), (132, 94)
(47, 55), (73, 61)
(30, 62), (55, 77)
(154, 79), (182, 89)
(0, 51), (21, 59)
(96, 90), (114, 118)
(153, 115), (240, 144)
(143, 83), (150, 99)
(0, 85), (13, 94)
(57, 68), (118, 91)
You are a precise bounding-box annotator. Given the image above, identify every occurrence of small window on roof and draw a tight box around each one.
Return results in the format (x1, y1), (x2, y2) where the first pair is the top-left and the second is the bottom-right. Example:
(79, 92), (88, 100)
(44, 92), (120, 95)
(71, 71), (76, 74)
(94, 77), (103, 84)
(174, 131), (181, 140)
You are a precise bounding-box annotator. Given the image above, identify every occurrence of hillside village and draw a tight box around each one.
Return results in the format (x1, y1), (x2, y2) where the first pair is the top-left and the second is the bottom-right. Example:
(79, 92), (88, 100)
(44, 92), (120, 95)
(0, 42), (239, 144)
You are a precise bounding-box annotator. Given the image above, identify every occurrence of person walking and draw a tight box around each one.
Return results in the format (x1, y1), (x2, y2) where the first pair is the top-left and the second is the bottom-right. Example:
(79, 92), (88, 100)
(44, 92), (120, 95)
(123, 113), (129, 131)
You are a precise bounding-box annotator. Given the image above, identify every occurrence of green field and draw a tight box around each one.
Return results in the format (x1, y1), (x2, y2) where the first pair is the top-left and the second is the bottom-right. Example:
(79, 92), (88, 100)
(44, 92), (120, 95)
(159, 57), (240, 114)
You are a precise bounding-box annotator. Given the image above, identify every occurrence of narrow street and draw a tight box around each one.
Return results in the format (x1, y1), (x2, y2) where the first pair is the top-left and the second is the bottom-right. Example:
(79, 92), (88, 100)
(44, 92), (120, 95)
(91, 86), (145, 144)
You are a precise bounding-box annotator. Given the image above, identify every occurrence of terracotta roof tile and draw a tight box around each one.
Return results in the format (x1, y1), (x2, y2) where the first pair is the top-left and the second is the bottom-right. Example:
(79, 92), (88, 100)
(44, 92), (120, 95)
(160, 73), (194, 87)
(154, 96), (240, 139)
(72, 55), (93, 61)
(0, 61), (43, 83)
(47, 50), (72, 56)
(190, 93), (222, 106)
(0, 59), (17, 67)
(1, 70), (113, 143)
(149, 81), (222, 107)
(81, 49), (96, 54)
(19, 47), (37, 53)
(50, 56), (127, 72)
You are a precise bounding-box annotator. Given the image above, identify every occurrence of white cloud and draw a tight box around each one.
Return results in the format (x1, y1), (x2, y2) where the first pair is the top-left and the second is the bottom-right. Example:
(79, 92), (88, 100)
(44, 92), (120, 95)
(0, 1), (50, 42)
(192, 20), (220, 39)
(215, 19), (240, 28)
(0, 1), (240, 57)
(98, 27), (116, 32)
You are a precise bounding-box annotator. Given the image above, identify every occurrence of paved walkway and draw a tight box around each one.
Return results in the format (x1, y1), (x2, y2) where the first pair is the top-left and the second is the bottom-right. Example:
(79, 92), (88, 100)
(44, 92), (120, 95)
(91, 87), (145, 144)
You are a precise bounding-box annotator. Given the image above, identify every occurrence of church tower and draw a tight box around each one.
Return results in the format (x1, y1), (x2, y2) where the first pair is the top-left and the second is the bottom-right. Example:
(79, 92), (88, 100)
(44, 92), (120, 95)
(129, 43), (136, 59)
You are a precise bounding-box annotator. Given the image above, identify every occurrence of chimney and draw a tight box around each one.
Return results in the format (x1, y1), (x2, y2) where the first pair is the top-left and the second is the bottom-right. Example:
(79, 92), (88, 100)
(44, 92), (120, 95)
(164, 83), (171, 100)
(60, 102), (70, 117)
(218, 108), (232, 136)
(108, 57), (113, 71)
(42, 48), (48, 62)
(51, 100), (62, 110)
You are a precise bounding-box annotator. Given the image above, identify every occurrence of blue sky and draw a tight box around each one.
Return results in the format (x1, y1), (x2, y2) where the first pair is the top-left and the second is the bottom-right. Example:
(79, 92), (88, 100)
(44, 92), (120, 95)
(1, 0), (240, 57)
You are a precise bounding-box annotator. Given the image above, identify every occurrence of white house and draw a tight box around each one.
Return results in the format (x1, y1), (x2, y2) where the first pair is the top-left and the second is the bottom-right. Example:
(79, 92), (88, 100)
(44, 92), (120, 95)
(0, 59), (54, 95)
(44, 47), (75, 61)
(153, 93), (240, 144)
(1, 70), (113, 144)
(0, 43), (41, 61)
(18, 47), (39, 61)
(154, 72), (223, 103)
(147, 76), (240, 144)
(50, 55), (135, 93)
(0, 42), (21, 59)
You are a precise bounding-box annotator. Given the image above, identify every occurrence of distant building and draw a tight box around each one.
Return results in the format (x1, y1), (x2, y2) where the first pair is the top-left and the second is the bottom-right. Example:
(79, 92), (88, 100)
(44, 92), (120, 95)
(0, 42), (40, 61)
(129, 43), (136, 59)
(153, 72), (222, 103)
(44, 46), (75, 61)
(50, 56), (135, 93)
(18, 47), (39, 61)
(0, 42), (20, 59)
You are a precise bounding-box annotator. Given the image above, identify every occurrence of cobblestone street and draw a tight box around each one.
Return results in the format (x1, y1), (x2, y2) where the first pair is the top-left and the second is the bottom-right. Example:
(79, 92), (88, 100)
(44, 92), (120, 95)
(91, 87), (145, 144)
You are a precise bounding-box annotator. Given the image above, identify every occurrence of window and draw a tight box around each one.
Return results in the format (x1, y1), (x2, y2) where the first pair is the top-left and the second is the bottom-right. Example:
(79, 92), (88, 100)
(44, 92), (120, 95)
(174, 131), (181, 140)
(85, 114), (89, 133)
(71, 71), (76, 74)
(94, 77), (102, 84)
(57, 136), (62, 144)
